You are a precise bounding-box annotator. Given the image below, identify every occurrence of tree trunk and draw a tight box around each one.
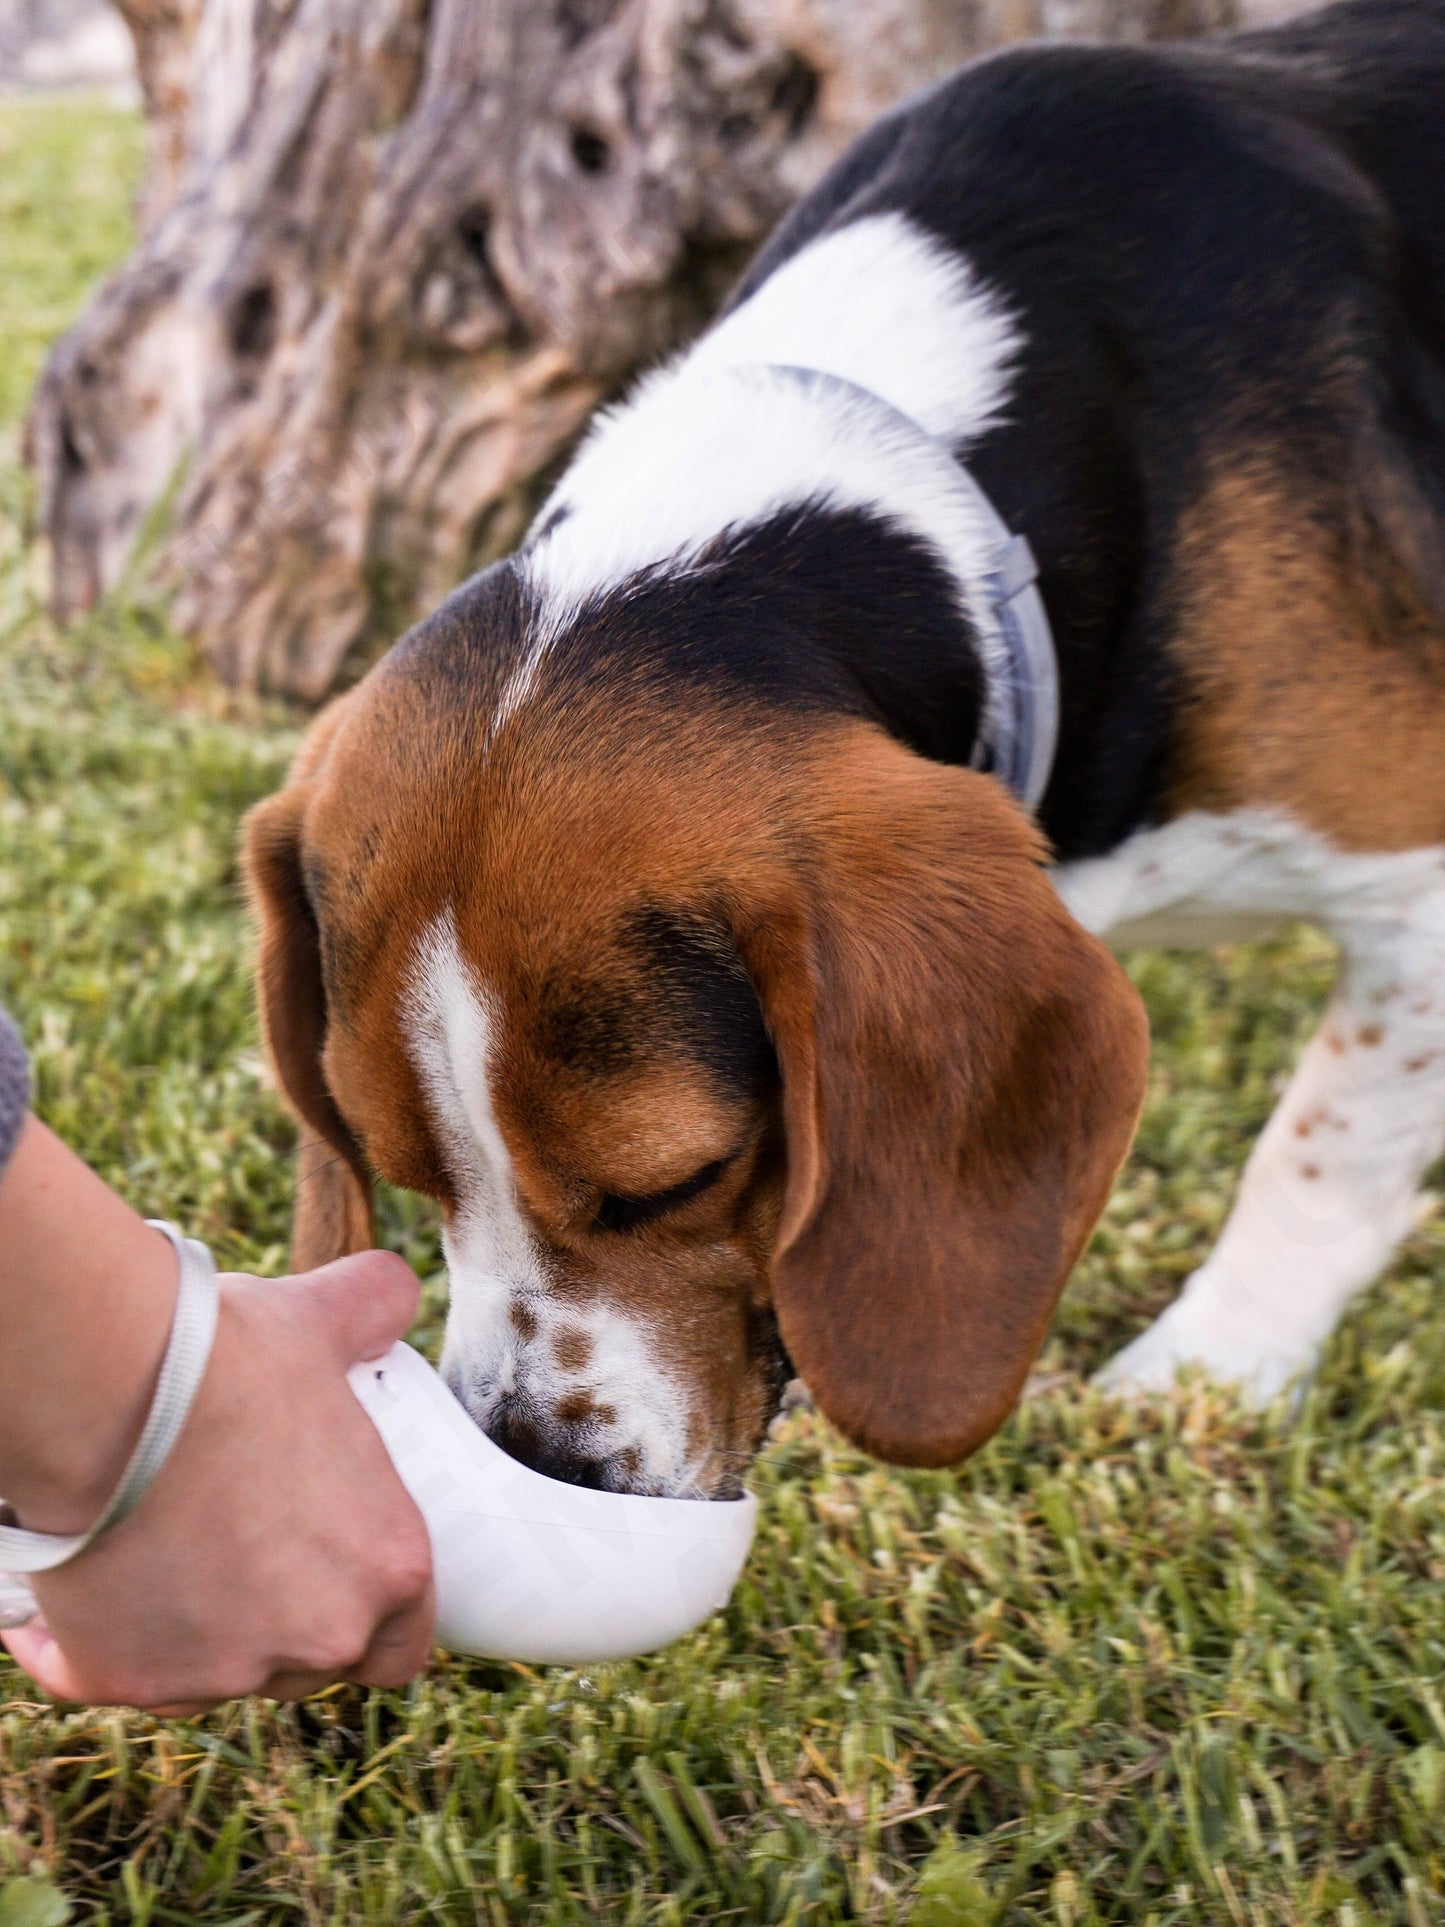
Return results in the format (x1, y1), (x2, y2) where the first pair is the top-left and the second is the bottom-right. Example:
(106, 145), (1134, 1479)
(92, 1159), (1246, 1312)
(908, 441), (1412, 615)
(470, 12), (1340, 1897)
(30, 0), (1295, 699)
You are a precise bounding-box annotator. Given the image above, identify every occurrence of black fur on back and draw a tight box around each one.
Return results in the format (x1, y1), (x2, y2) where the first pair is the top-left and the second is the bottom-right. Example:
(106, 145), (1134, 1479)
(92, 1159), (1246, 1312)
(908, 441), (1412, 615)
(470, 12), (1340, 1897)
(731, 0), (1445, 859)
(392, 2), (1445, 870)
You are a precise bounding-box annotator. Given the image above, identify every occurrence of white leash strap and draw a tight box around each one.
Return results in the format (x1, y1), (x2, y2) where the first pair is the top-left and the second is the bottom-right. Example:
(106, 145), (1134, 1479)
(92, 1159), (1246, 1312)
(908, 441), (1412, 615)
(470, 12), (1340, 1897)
(0, 1222), (218, 1628)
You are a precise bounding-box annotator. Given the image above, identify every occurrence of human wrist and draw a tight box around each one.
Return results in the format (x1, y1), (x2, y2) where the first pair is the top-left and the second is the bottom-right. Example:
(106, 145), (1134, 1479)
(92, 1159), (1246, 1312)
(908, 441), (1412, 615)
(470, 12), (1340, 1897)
(0, 1119), (179, 1533)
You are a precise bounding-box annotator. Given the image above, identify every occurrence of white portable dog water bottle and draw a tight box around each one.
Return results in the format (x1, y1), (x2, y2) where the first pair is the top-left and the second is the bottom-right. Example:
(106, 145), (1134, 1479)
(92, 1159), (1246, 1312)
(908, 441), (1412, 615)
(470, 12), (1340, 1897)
(347, 1342), (758, 1666)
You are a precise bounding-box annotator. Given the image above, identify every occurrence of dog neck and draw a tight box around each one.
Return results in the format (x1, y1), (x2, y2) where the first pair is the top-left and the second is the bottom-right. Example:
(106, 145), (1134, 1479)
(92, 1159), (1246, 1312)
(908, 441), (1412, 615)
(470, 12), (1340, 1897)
(520, 357), (1057, 809)
(760, 363), (1058, 812)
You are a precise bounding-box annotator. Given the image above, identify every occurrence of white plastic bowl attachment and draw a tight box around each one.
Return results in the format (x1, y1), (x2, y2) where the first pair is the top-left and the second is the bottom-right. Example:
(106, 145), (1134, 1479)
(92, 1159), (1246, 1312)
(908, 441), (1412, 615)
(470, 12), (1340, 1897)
(348, 1342), (758, 1665)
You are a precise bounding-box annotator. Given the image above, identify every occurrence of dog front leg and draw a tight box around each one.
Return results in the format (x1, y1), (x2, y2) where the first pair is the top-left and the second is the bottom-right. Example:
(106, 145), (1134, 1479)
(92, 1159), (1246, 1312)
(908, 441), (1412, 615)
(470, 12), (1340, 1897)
(1097, 900), (1445, 1405)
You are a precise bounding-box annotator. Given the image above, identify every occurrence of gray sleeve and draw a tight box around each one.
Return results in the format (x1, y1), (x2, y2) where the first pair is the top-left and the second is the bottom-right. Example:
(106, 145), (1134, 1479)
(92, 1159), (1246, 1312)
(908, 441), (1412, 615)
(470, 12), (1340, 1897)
(0, 1008), (30, 1179)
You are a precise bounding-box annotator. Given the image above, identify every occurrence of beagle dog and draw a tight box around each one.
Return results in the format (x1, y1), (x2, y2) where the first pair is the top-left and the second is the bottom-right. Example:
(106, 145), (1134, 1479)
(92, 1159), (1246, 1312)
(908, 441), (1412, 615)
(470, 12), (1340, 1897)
(245, 0), (1445, 1497)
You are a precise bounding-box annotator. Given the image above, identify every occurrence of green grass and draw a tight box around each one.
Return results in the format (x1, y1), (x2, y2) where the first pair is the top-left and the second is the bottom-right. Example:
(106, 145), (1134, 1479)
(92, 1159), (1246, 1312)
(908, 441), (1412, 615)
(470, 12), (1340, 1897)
(1, 96), (1444, 1927)
(0, 100), (145, 426)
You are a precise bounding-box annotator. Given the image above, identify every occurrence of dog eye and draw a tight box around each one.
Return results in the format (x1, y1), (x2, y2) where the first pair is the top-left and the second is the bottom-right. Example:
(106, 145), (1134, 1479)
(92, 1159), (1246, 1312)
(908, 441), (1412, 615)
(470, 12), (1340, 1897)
(593, 1157), (731, 1234)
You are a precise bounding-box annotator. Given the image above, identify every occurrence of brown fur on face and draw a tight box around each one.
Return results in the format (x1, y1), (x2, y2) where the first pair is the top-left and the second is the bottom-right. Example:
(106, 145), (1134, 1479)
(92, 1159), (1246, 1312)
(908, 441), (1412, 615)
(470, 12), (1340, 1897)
(244, 663), (1149, 1490)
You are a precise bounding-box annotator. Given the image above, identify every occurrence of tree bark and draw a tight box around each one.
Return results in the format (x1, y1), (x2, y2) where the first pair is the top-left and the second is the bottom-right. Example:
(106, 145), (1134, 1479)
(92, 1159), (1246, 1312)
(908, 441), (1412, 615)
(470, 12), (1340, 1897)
(30, 0), (1295, 699)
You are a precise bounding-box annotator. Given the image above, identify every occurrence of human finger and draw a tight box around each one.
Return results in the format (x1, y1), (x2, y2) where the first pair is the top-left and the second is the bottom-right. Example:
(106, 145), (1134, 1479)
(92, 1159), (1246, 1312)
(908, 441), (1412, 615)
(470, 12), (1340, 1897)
(347, 1576), (438, 1690)
(293, 1250), (420, 1366)
(0, 1621), (179, 1709)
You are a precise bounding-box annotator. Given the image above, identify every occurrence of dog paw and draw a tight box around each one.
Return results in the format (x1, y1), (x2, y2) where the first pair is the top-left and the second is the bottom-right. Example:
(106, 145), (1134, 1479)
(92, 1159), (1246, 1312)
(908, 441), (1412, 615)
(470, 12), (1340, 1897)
(1093, 1285), (1320, 1409)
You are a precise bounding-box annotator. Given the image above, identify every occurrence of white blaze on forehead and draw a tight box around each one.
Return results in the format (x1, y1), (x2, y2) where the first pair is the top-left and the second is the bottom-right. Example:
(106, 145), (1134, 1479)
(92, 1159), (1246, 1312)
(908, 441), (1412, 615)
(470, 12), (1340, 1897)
(405, 909), (542, 1288)
(403, 910), (700, 1492)
(403, 911), (546, 1408)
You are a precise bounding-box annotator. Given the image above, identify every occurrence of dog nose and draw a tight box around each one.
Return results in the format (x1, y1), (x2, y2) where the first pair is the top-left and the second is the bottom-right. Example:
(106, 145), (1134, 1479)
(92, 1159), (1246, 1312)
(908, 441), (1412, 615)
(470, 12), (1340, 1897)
(488, 1399), (612, 1490)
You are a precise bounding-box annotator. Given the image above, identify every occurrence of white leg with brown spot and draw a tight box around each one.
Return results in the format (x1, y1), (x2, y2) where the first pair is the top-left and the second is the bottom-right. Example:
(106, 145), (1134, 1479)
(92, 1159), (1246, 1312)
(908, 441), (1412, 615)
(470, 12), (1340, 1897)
(1056, 810), (1445, 1403)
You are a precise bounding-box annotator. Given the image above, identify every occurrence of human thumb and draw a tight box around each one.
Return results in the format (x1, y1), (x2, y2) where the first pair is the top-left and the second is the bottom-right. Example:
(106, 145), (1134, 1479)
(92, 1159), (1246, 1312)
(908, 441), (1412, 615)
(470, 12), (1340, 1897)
(290, 1250), (421, 1367)
(3, 1616), (95, 1704)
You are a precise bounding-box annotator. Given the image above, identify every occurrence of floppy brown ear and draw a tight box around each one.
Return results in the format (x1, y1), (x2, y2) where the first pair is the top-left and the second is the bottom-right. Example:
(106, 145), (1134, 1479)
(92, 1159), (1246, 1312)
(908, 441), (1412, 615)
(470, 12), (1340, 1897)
(242, 782), (374, 1270)
(740, 726), (1150, 1467)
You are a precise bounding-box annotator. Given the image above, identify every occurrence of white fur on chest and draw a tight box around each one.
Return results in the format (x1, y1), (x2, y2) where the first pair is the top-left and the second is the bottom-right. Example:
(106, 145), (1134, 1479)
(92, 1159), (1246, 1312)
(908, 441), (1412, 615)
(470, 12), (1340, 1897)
(1054, 809), (1445, 951)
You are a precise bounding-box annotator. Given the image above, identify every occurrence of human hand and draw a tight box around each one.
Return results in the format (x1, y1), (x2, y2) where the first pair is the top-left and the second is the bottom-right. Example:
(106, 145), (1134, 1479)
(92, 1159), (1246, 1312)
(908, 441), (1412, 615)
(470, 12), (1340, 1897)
(2, 1251), (435, 1712)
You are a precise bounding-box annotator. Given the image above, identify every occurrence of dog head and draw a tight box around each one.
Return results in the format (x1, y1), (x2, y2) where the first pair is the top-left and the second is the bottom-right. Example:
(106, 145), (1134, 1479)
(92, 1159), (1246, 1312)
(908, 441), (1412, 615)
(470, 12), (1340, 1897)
(244, 555), (1147, 1497)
